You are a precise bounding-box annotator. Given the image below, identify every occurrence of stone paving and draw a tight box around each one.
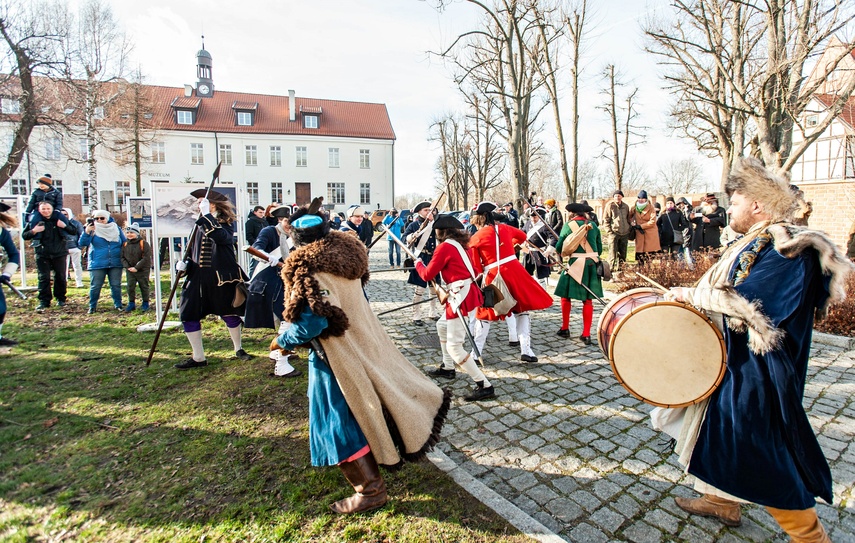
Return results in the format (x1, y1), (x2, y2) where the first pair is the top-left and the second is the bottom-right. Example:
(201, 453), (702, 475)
(364, 250), (855, 543)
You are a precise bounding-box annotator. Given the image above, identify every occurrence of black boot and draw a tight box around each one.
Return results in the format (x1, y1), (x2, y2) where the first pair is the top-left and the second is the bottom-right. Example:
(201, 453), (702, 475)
(464, 381), (495, 402)
(329, 452), (388, 514)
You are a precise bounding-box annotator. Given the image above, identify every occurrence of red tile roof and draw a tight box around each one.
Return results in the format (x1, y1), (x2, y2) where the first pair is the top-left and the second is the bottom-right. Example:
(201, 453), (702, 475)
(170, 97), (201, 109)
(148, 85), (395, 140)
(815, 94), (855, 129)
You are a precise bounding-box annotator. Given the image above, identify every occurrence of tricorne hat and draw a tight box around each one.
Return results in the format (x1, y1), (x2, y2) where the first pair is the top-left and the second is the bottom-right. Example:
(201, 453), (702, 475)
(270, 206), (291, 218)
(433, 213), (464, 230)
(189, 188), (228, 202)
(565, 202), (593, 214)
(412, 201), (431, 214)
(475, 202), (497, 215)
(0, 202), (10, 213)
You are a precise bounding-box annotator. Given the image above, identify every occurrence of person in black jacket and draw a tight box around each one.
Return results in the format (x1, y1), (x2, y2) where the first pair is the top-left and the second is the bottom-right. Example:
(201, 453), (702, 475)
(656, 197), (689, 260)
(244, 206), (268, 276)
(691, 193), (727, 251)
(25, 174), (63, 220)
(22, 201), (76, 311)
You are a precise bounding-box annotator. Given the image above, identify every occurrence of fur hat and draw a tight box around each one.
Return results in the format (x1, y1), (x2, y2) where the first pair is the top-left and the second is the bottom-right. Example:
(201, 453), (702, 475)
(38, 174), (52, 186)
(290, 197), (330, 246)
(725, 157), (796, 221)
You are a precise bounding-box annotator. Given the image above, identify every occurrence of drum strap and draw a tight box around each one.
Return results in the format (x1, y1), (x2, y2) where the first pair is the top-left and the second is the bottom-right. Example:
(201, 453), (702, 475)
(567, 221), (598, 284)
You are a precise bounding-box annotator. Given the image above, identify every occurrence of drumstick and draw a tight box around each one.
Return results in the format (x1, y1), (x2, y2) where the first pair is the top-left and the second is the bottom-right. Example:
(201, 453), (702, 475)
(634, 271), (668, 293)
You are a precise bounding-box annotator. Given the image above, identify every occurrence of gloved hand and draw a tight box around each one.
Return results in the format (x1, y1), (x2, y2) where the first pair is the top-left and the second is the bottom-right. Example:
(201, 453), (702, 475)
(176, 260), (188, 272)
(267, 254), (279, 265)
(198, 198), (211, 216)
(0, 273), (10, 285)
(544, 245), (557, 258)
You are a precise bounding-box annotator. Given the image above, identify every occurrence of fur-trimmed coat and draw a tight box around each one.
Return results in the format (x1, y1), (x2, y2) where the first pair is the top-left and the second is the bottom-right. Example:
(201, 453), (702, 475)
(684, 223), (855, 509)
(279, 230), (449, 467)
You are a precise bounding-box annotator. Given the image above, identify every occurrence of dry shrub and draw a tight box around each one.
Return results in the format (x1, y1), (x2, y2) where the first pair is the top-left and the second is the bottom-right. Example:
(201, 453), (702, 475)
(615, 252), (715, 292)
(814, 273), (855, 338)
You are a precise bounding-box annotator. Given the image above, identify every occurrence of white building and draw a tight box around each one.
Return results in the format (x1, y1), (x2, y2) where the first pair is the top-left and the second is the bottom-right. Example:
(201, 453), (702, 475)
(1, 45), (397, 216)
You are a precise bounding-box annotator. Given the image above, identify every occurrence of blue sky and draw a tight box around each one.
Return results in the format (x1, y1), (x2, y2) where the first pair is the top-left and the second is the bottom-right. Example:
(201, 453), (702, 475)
(109, 0), (720, 196)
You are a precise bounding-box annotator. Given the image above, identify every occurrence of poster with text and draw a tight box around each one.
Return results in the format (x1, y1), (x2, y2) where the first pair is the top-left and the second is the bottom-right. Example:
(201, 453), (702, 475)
(150, 183), (237, 238)
(128, 197), (153, 229)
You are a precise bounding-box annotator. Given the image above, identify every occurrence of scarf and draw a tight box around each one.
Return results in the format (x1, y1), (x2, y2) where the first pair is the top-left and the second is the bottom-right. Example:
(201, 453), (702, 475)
(277, 224), (291, 260)
(636, 202), (648, 212)
(94, 221), (120, 243)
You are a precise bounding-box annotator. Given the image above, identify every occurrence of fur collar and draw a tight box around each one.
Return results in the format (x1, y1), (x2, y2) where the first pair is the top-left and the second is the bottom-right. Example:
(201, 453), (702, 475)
(767, 223), (855, 320)
(281, 230), (369, 338)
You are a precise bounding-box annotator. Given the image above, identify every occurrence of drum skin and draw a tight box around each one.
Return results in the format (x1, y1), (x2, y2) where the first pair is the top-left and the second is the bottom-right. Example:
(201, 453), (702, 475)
(598, 288), (726, 408)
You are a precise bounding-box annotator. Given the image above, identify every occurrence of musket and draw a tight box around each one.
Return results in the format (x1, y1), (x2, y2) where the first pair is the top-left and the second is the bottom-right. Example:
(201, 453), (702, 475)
(368, 267), (416, 273)
(366, 211), (402, 250)
(376, 296), (437, 316)
(146, 162), (223, 366)
(406, 189), (446, 251)
(520, 238), (607, 307)
(386, 224), (486, 367)
(244, 245), (284, 268)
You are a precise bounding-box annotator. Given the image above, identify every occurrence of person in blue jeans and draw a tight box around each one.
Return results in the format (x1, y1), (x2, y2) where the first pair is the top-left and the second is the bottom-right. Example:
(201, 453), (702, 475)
(382, 208), (403, 267)
(79, 210), (126, 314)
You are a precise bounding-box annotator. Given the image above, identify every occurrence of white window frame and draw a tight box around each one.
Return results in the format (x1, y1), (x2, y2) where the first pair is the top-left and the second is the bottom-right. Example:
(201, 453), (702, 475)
(329, 148), (340, 168)
(177, 110), (193, 125)
(9, 178), (27, 195)
(359, 149), (370, 169)
(247, 182), (259, 206)
(79, 139), (90, 161)
(93, 106), (105, 120)
(151, 142), (165, 164)
(219, 144), (232, 166)
(45, 137), (61, 161)
(190, 143), (204, 165)
(1, 98), (20, 114)
(304, 115), (318, 129)
(245, 145), (258, 166)
(327, 182), (345, 205)
(115, 180), (131, 205)
(360, 183), (370, 206)
(296, 146), (307, 167)
(82, 179), (91, 206)
(237, 111), (253, 126)
(270, 145), (282, 167)
(271, 182), (283, 202)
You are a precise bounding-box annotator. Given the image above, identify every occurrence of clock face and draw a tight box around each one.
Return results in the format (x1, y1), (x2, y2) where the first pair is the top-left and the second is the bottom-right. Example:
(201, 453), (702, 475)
(198, 84), (210, 95)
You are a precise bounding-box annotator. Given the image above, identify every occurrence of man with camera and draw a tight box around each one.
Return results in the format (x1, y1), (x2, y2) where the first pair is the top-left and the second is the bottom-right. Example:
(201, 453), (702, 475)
(22, 201), (77, 311)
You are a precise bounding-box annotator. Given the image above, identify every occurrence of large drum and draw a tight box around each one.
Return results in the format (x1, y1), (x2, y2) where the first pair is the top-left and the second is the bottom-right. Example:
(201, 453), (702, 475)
(597, 288), (726, 408)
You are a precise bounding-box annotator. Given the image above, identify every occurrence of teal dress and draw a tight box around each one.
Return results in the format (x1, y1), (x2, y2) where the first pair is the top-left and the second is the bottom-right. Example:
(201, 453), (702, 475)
(554, 218), (604, 301)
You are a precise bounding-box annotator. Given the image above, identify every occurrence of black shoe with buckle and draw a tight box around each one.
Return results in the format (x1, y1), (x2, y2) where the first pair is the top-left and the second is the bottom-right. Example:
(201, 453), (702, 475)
(556, 329), (570, 338)
(428, 366), (456, 379)
(520, 354), (538, 363)
(465, 382), (496, 402)
(579, 335), (592, 345)
(234, 349), (252, 361)
(508, 340), (520, 347)
(413, 319), (424, 326)
(174, 358), (208, 370)
(0, 337), (19, 346)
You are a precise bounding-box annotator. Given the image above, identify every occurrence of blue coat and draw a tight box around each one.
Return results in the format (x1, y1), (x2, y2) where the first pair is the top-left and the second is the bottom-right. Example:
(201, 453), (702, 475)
(244, 225), (286, 329)
(689, 240), (832, 509)
(79, 220), (126, 270)
(382, 213), (403, 240)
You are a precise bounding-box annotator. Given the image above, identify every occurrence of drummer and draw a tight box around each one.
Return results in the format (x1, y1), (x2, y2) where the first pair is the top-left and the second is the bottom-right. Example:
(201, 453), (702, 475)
(553, 203), (603, 345)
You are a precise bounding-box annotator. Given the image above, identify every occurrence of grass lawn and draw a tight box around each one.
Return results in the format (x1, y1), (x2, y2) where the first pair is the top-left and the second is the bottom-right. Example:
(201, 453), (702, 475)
(0, 278), (532, 542)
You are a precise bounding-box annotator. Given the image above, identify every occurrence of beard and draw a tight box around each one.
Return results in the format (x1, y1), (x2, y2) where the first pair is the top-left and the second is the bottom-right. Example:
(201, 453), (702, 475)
(699, 202), (717, 215)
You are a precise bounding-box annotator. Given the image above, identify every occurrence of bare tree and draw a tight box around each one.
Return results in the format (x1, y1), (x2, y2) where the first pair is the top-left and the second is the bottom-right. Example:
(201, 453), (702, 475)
(462, 92), (505, 202)
(597, 64), (646, 191)
(653, 157), (708, 194)
(0, 0), (68, 189)
(107, 71), (160, 196)
(646, 0), (855, 180)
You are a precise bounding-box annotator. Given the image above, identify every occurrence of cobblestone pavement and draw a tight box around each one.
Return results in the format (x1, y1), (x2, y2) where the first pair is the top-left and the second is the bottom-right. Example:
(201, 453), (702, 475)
(364, 251), (855, 543)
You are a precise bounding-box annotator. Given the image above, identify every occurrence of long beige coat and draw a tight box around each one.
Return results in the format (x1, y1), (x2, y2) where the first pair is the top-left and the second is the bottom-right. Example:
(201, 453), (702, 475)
(630, 204), (661, 253)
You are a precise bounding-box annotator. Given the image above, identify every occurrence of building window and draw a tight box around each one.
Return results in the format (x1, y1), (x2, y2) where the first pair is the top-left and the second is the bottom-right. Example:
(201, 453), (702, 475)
(360, 183), (370, 206)
(79, 139), (90, 161)
(247, 182), (259, 206)
(1, 98), (20, 114)
(116, 180), (131, 205)
(360, 149), (370, 169)
(327, 182), (345, 205)
(270, 146), (282, 167)
(271, 182), (283, 202)
(45, 137), (61, 161)
(296, 146), (307, 167)
(93, 106), (105, 120)
(9, 178), (27, 195)
(82, 179), (90, 206)
(245, 145), (257, 166)
(304, 115), (319, 129)
(219, 144), (232, 165)
(236, 111), (253, 126)
(329, 148), (339, 168)
(806, 115), (818, 128)
(176, 110), (193, 125)
(52, 179), (62, 191)
(151, 142), (165, 164)
(191, 143), (204, 165)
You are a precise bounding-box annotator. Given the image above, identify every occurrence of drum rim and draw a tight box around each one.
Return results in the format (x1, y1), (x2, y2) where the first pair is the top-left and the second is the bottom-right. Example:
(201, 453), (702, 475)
(597, 287), (661, 356)
(608, 298), (727, 408)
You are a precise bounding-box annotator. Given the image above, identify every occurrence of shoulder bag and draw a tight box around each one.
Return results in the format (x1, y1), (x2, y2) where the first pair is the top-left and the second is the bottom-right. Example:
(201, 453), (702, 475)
(446, 239), (502, 309)
(489, 226), (517, 315)
(666, 213), (684, 246)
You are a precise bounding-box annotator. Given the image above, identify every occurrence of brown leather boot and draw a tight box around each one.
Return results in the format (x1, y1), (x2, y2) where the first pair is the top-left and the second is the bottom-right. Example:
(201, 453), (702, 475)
(329, 452), (388, 514)
(675, 494), (742, 527)
(766, 506), (831, 543)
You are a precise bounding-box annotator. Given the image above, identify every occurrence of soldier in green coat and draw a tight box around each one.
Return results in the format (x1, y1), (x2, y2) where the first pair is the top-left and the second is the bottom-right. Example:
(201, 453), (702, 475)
(554, 203), (603, 345)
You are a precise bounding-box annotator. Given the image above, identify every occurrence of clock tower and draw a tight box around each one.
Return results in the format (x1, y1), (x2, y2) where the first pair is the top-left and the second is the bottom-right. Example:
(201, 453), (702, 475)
(196, 36), (214, 98)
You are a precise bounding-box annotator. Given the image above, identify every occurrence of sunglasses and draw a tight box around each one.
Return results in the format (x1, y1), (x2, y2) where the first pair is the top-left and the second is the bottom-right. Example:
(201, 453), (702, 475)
(95, 217), (107, 221)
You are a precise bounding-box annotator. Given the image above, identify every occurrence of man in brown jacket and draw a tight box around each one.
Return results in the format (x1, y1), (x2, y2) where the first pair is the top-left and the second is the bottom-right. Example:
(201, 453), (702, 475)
(121, 223), (152, 312)
(603, 190), (631, 271)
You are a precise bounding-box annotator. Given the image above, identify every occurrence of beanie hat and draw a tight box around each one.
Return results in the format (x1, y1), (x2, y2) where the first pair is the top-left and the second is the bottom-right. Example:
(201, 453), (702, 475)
(126, 223), (140, 234)
(613, 190), (624, 197)
(92, 209), (110, 219)
(38, 174), (52, 186)
(637, 190), (648, 199)
(544, 198), (556, 207)
(665, 196), (675, 203)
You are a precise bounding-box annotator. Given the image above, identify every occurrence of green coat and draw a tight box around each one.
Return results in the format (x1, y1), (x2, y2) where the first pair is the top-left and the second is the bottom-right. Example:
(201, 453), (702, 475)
(554, 218), (604, 301)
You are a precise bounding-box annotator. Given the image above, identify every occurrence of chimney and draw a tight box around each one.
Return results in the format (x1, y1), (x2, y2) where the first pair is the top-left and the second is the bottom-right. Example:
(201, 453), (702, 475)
(184, 85), (193, 97)
(288, 89), (296, 122)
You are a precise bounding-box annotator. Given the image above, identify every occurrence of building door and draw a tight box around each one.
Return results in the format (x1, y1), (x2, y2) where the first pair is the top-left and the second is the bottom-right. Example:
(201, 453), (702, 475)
(295, 183), (311, 206)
